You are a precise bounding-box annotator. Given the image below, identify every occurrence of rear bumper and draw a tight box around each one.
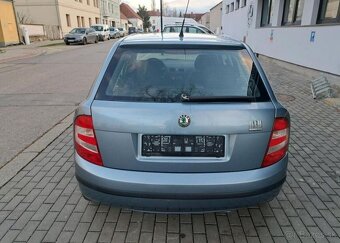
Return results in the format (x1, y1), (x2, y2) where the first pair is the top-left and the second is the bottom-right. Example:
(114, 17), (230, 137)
(75, 153), (288, 212)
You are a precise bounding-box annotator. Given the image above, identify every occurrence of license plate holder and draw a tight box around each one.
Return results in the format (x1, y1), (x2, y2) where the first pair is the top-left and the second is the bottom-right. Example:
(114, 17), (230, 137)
(142, 135), (225, 157)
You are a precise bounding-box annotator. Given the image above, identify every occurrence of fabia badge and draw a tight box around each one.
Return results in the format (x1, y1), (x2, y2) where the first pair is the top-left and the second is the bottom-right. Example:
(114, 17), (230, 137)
(178, 115), (191, 128)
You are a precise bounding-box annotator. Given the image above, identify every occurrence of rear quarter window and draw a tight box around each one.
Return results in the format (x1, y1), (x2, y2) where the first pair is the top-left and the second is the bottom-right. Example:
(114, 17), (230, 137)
(96, 45), (270, 102)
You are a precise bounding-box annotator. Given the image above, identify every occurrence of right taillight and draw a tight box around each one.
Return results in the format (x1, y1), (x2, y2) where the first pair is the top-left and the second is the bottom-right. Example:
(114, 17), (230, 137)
(262, 118), (290, 167)
(74, 115), (103, 166)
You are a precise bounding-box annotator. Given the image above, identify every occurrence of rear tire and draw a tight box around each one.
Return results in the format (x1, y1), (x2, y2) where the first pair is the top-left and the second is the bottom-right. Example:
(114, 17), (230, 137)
(65, 42), (70, 45)
(95, 37), (98, 43)
(82, 38), (87, 45)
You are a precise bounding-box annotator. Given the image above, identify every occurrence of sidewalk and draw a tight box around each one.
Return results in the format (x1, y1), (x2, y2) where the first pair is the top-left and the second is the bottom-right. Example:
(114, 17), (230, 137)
(0, 40), (74, 64)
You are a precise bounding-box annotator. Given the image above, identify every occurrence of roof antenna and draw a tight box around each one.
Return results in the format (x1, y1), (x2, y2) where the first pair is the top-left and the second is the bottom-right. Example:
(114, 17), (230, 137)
(160, 0), (163, 35)
(179, 0), (190, 38)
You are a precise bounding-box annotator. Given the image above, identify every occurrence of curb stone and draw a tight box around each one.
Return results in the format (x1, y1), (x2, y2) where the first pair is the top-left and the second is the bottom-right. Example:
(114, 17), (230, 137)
(0, 112), (74, 188)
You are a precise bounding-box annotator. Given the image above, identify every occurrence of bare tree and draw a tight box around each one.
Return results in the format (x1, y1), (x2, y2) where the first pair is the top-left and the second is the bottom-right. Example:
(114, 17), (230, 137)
(17, 11), (31, 24)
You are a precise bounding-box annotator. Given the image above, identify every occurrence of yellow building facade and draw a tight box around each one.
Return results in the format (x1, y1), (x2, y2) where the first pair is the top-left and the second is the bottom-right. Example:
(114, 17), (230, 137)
(0, 0), (20, 46)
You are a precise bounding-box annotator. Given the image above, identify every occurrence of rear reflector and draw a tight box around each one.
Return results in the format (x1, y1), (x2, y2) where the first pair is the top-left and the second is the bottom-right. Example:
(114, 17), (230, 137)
(74, 115), (103, 166)
(262, 118), (289, 167)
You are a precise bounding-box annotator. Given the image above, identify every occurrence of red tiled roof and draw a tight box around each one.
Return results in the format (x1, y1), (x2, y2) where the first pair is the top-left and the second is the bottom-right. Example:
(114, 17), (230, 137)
(147, 10), (161, 17)
(120, 12), (128, 20)
(120, 3), (142, 20)
(184, 13), (204, 22)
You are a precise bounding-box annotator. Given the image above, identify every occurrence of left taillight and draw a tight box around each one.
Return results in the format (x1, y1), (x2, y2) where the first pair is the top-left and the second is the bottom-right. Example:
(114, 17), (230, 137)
(74, 115), (103, 166)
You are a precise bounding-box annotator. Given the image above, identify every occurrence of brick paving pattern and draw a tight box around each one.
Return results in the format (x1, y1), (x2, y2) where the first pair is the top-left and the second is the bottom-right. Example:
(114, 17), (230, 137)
(0, 60), (339, 242)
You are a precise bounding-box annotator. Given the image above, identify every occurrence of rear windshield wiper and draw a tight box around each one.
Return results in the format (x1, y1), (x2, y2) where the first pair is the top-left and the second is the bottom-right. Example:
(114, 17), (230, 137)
(181, 95), (257, 103)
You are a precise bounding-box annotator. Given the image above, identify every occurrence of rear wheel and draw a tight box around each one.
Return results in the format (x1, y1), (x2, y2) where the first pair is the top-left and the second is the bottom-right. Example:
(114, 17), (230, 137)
(65, 42), (70, 45)
(82, 38), (87, 45)
(95, 37), (98, 43)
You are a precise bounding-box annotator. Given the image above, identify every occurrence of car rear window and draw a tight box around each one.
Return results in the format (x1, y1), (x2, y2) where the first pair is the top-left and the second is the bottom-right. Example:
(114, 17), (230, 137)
(96, 45), (270, 102)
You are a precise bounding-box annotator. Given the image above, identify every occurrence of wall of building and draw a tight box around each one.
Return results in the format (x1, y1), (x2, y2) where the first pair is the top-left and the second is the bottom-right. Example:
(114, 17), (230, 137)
(14, 0), (60, 26)
(0, 0), (19, 46)
(128, 18), (143, 29)
(222, 0), (340, 76)
(100, 0), (120, 27)
(120, 18), (129, 29)
(58, 0), (100, 35)
(199, 12), (210, 30)
(14, 0), (101, 38)
(210, 2), (223, 35)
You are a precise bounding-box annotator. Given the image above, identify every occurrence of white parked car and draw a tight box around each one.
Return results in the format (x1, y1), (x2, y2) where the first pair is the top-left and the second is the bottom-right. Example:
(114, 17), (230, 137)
(91, 24), (110, 41)
(164, 24), (215, 35)
(118, 28), (127, 37)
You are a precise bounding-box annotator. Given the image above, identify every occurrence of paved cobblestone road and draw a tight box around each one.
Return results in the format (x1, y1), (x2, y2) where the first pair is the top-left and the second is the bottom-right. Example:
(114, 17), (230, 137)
(0, 59), (339, 243)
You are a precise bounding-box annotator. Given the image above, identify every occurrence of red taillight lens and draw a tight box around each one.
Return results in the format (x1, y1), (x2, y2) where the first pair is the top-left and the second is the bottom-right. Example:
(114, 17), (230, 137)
(262, 118), (290, 167)
(74, 115), (103, 166)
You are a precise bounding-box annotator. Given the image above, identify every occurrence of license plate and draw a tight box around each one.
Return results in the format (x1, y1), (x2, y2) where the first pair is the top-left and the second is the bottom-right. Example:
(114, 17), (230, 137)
(68, 40), (74, 42)
(142, 135), (225, 157)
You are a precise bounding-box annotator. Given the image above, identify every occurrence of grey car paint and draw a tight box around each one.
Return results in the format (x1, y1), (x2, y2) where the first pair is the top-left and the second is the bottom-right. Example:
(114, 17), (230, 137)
(64, 28), (98, 44)
(74, 33), (290, 212)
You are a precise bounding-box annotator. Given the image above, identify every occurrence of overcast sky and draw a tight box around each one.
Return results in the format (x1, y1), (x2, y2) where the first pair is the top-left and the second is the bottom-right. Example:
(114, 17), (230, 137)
(122, 0), (222, 13)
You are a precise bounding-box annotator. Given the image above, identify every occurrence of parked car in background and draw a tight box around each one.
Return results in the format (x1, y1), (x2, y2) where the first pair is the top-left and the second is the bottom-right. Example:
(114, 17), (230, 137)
(109, 27), (120, 39)
(128, 26), (137, 35)
(64, 28), (98, 45)
(164, 24), (215, 35)
(118, 28), (127, 37)
(91, 24), (110, 41)
(74, 33), (290, 213)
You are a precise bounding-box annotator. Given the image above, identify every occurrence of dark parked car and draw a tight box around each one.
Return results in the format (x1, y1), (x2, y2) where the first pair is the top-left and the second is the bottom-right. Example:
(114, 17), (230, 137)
(64, 28), (98, 45)
(74, 33), (290, 213)
(128, 26), (137, 34)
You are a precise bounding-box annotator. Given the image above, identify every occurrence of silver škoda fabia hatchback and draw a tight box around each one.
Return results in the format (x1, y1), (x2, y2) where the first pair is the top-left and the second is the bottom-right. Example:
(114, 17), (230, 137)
(74, 33), (290, 213)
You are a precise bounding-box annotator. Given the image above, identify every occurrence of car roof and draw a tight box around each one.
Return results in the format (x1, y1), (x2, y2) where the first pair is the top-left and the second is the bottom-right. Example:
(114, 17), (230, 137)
(164, 24), (201, 27)
(120, 33), (243, 47)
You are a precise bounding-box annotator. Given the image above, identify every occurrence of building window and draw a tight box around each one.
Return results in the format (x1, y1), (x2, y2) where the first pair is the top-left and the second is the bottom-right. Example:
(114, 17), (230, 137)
(87, 0), (90, 5)
(241, 0), (247, 7)
(81, 16), (85, 27)
(226, 4), (230, 13)
(235, 0), (240, 10)
(318, 0), (340, 23)
(95, 17), (100, 24)
(231, 2), (235, 12)
(261, 0), (276, 26)
(89, 18), (92, 26)
(66, 14), (71, 27)
(282, 0), (305, 25)
(77, 16), (81, 27)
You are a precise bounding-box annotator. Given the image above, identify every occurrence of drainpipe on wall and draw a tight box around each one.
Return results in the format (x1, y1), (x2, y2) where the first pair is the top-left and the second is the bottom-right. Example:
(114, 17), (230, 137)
(55, 0), (63, 39)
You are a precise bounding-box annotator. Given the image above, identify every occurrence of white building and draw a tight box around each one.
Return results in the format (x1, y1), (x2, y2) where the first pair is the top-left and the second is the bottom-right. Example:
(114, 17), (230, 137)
(149, 16), (198, 32)
(120, 3), (143, 29)
(198, 12), (211, 30)
(221, 0), (340, 76)
(100, 0), (120, 27)
(14, 0), (101, 39)
(210, 2), (223, 35)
